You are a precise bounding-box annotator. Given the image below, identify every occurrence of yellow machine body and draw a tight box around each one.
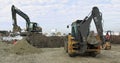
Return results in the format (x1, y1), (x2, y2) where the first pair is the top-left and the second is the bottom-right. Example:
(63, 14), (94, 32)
(67, 35), (101, 57)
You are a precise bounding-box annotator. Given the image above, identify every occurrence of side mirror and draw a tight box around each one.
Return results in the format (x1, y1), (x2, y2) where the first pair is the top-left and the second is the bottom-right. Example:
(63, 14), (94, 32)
(67, 25), (69, 28)
(68, 33), (71, 35)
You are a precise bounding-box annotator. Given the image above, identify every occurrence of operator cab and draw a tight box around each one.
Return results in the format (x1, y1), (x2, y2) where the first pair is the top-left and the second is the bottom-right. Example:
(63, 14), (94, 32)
(27, 22), (42, 32)
(71, 20), (82, 40)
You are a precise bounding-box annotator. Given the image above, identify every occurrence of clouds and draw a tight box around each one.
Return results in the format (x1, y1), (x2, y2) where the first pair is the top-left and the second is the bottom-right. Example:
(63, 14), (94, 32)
(0, 0), (120, 33)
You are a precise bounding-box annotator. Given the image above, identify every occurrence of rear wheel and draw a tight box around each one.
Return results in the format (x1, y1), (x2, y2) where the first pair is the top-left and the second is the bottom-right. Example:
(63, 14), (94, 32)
(68, 53), (77, 57)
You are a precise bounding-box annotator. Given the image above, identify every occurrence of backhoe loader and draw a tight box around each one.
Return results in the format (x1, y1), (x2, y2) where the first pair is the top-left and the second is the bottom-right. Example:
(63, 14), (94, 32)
(64, 7), (106, 57)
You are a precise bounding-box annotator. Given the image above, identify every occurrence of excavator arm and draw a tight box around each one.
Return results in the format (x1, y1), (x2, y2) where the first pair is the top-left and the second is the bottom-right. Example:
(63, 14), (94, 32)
(92, 7), (104, 43)
(11, 5), (31, 32)
(80, 7), (104, 44)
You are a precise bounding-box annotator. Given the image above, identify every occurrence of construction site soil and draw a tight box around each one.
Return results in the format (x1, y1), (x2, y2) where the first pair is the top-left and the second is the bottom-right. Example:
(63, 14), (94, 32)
(26, 34), (67, 48)
(0, 38), (120, 63)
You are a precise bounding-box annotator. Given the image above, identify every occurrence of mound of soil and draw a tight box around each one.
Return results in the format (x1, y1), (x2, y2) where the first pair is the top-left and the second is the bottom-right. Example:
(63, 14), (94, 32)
(9, 39), (42, 55)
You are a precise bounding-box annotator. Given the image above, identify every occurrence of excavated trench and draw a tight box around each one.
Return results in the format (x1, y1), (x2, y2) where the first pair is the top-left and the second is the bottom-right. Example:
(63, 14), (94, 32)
(26, 33), (120, 48)
(26, 33), (67, 48)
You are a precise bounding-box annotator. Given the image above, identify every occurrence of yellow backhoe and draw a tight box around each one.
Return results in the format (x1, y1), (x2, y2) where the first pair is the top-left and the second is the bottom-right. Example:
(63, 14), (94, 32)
(64, 7), (107, 57)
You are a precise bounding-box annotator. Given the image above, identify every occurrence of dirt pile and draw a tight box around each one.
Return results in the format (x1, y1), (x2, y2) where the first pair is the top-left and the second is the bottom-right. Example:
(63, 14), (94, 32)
(9, 39), (42, 55)
(27, 33), (67, 48)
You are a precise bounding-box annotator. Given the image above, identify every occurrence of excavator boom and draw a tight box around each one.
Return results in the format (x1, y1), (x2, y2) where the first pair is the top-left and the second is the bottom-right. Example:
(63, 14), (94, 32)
(11, 5), (30, 32)
(78, 7), (104, 43)
(11, 5), (30, 27)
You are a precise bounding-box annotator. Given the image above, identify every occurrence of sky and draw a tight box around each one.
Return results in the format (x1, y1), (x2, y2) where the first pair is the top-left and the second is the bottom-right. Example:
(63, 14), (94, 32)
(0, 0), (120, 34)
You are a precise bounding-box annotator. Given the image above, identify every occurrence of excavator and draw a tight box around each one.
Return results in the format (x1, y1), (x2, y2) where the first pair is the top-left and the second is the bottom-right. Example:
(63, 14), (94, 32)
(11, 5), (44, 47)
(64, 7), (107, 57)
(11, 5), (42, 34)
(11, 5), (65, 48)
(102, 31), (111, 50)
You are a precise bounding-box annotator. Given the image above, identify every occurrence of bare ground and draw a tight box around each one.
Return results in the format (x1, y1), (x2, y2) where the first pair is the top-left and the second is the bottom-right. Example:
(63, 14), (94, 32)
(0, 40), (120, 63)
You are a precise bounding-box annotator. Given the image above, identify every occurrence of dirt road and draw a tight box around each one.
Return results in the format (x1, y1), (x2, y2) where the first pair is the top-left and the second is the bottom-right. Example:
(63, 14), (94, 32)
(0, 41), (120, 63)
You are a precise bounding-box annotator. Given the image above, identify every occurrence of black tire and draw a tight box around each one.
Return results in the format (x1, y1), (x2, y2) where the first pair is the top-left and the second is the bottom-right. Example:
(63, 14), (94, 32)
(69, 53), (76, 57)
(89, 52), (97, 57)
